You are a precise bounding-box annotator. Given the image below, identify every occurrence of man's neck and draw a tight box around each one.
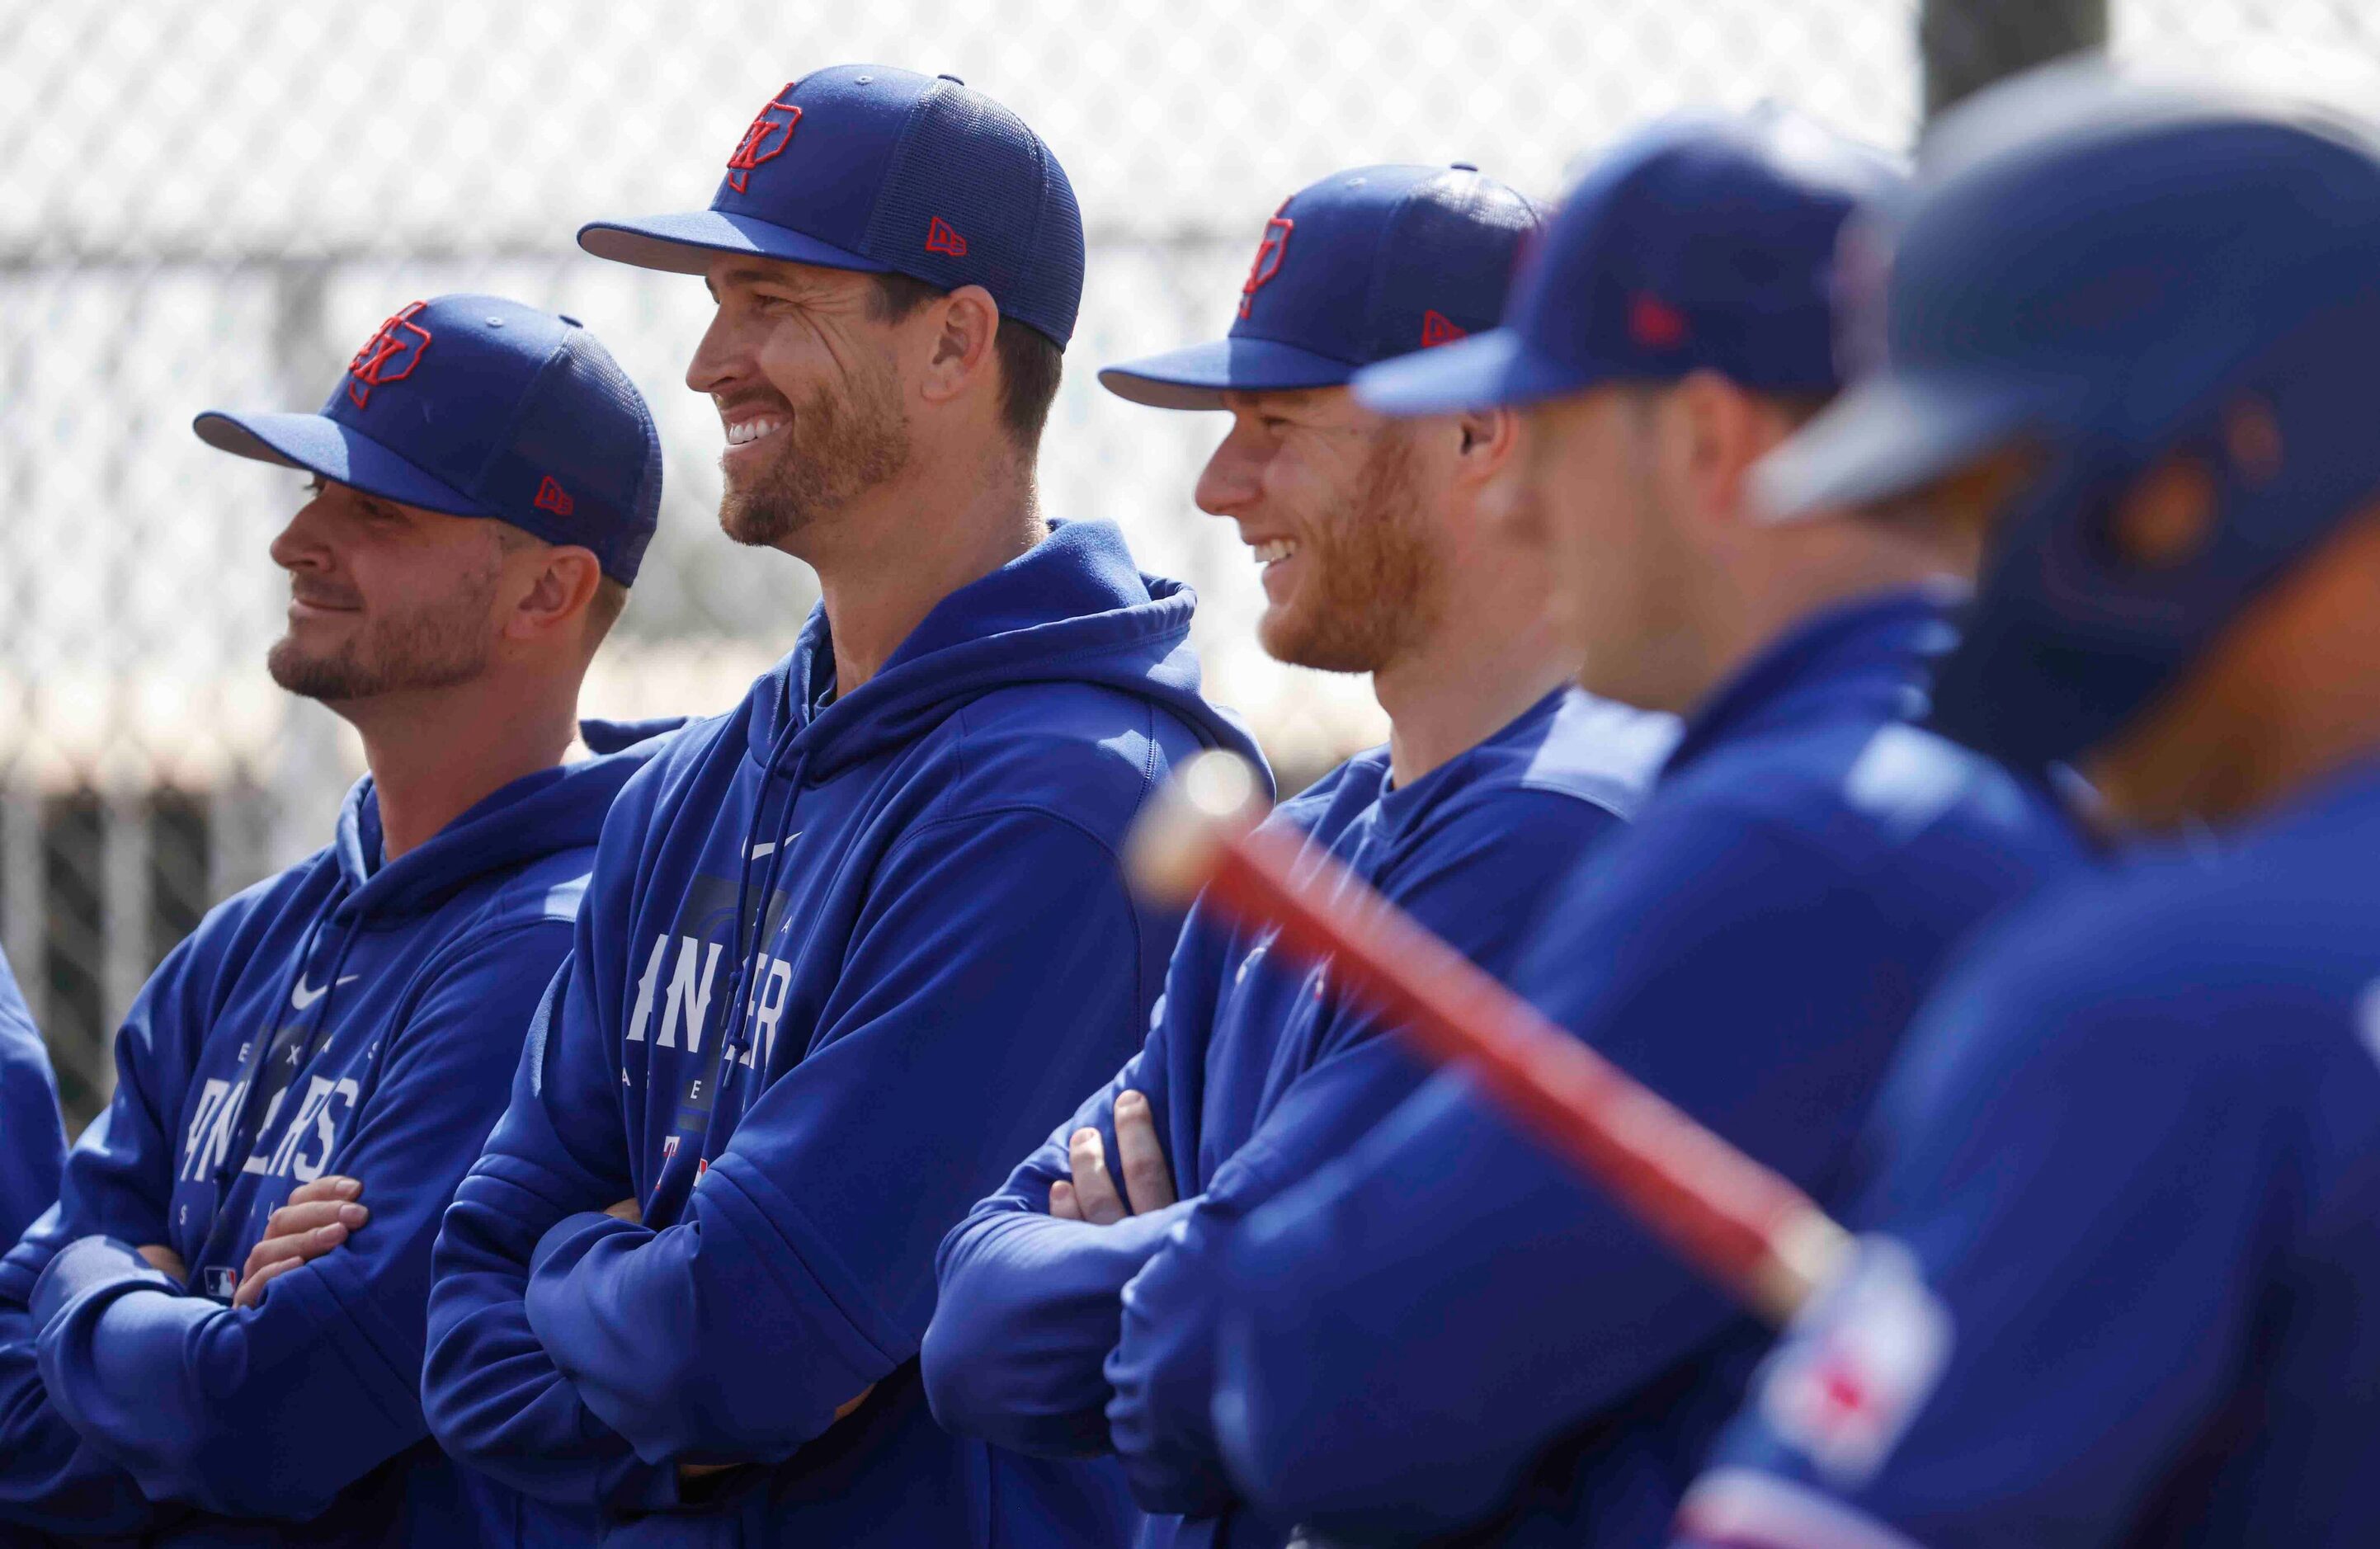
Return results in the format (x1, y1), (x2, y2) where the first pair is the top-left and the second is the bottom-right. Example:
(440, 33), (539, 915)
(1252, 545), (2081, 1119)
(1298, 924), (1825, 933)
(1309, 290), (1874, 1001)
(805, 454), (1045, 695)
(1376, 605), (1574, 788)
(1680, 527), (1953, 716)
(342, 678), (580, 860)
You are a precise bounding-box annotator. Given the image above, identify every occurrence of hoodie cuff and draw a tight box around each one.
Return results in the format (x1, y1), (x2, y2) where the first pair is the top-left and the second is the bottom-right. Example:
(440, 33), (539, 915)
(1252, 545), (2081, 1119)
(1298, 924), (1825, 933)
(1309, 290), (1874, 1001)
(30, 1236), (177, 1328)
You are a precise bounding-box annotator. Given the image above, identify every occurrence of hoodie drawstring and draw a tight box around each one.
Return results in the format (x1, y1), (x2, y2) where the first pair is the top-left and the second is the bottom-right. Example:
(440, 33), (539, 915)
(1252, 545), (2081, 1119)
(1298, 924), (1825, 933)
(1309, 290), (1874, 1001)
(697, 741), (811, 1170)
(193, 897), (365, 1293)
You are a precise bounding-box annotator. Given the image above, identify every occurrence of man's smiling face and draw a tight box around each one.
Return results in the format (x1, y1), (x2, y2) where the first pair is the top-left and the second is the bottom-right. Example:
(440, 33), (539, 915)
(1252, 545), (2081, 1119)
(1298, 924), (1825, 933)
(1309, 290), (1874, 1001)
(686, 256), (914, 553)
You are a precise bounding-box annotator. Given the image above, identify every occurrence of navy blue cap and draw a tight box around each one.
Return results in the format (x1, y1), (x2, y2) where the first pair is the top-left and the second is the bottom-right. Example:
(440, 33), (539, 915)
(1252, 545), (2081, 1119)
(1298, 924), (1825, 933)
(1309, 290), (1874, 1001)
(193, 294), (664, 586)
(578, 65), (1086, 348)
(1098, 163), (1539, 410)
(1355, 110), (1902, 417)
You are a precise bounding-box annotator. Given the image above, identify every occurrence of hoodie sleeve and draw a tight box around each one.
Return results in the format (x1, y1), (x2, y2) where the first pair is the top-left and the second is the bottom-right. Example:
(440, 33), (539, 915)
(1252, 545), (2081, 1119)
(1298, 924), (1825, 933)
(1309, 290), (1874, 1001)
(28, 919), (574, 1522)
(1101, 790), (1629, 1516)
(423, 857), (667, 1510)
(1209, 807), (1921, 1543)
(518, 805), (1153, 1468)
(0, 932), (211, 1537)
(920, 904), (1231, 1459)
(0, 948), (65, 1251)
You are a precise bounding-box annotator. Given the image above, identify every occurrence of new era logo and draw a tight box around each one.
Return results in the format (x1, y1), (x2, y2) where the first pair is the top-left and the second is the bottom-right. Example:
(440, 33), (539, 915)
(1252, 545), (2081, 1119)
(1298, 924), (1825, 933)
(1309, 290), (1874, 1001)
(925, 216), (969, 257)
(534, 476), (575, 516)
(1421, 309), (1468, 348)
(726, 88), (802, 194)
(1628, 292), (1690, 350)
(346, 301), (433, 408)
(1239, 205), (1294, 319)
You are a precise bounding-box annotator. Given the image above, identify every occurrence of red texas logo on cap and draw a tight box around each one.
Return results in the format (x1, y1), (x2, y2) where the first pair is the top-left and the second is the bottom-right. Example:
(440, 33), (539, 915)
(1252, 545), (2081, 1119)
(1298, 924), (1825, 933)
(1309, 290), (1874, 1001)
(925, 216), (969, 257)
(726, 87), (803, 194)
(1239, 203), (1294, 319)
(346, 302), (433, 408)
(1420, 309), (1468, 348)
(533, 476), (575, 517)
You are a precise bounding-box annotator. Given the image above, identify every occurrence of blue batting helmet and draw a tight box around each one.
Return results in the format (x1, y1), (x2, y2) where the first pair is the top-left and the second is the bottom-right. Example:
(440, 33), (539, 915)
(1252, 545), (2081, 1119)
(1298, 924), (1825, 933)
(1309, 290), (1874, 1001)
(1761, 62), (2380, 773)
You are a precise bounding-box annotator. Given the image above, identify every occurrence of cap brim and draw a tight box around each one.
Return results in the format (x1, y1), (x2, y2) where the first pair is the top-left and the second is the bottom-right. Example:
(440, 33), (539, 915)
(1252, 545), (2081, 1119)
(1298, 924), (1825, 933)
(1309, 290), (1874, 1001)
(577, 209), (896, 278)
(1098, 337), (1361, 410)
(192, 411), (489, 519)
(1756, 370), (2062, 523)
(1351, 328), (1598, 417)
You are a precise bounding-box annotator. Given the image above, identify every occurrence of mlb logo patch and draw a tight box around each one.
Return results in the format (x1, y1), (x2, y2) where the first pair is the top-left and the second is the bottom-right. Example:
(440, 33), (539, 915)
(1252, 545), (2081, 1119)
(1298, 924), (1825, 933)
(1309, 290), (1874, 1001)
(203, 1265), (239, 1302)
(1757, 1235), (1951, 1485)
(662, 1133), (681, 1161)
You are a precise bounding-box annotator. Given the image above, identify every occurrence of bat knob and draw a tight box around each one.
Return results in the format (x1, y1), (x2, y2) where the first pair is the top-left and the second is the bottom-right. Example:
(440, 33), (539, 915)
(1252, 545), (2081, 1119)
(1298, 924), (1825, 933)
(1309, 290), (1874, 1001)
(1126, 751), (1270, 905)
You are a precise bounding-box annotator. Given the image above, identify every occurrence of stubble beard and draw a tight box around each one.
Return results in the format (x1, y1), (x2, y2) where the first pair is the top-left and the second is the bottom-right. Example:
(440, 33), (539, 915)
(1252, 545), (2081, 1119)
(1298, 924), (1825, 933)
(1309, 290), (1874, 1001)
(1260, 427), (1446, 675)
(718, 361), (913, 550)
(266, 553), (502, 704)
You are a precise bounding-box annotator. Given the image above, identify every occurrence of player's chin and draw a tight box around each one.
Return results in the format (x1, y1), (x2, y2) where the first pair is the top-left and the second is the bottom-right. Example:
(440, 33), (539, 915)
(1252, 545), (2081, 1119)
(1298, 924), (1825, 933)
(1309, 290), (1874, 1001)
(1258, 605), (1374, 676)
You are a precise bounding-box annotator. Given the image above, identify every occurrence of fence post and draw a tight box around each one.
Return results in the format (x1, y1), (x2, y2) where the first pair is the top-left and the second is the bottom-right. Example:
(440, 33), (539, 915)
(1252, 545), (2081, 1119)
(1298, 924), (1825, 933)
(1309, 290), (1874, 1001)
(1921, 0), (2110, 120)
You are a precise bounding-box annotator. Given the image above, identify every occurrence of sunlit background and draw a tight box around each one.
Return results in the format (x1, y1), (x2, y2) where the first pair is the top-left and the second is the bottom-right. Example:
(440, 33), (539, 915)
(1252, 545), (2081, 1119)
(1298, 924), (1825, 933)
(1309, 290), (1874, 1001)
(2, 0), (2371, 1121)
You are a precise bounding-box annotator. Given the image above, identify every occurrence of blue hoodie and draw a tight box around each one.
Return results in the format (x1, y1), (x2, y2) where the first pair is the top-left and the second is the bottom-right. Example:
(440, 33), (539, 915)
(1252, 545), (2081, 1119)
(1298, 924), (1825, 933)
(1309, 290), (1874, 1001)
(0, 720), (672, 1547)
(1205, 591), (2086, 1547)
(0, 949), (66, 1255)
(1674, 759), (2380, 1549)
(924, 687), (1678, 1549)
(423, 520), (1266, 1547)
(923, 690), (1675, 1549)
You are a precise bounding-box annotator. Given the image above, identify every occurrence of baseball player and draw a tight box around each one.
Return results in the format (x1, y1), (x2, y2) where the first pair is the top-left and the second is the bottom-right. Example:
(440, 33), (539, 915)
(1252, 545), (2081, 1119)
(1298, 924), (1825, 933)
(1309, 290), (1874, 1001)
(421, 66), (1264, 1547)
(0, 949), (64, 1253)
(1674, 63), (2380, 1549)
(0, 294), (670, 1544)
(1192, 111), (2085, 1545)
(923, 164), (1678, 1549)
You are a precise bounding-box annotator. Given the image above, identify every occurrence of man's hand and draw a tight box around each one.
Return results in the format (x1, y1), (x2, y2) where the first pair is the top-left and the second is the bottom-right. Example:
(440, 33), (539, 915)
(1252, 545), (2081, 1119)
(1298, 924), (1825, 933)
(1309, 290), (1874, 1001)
(136, 1245), (188, 1282)
(233, 1175), (369, 1310)
(604, 1197), (643, 1226)
(1050, 1090), (1176, 1224)
(676, 1384), (877, 1484)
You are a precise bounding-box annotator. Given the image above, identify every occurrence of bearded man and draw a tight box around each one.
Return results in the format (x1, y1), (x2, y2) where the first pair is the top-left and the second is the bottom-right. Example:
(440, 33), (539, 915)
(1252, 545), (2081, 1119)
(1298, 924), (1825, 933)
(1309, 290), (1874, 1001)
(0, 293), (670, 1546)
(422, 65), (1262, 1547)
(923, 161), (1678, 1549)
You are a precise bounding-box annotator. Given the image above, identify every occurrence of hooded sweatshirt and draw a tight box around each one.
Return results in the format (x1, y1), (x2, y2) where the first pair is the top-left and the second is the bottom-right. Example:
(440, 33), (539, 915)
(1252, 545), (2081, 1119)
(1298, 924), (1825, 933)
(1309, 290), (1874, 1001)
(1205, 591), (2086, 1547)
(923, 686), (1678, 1549)
(0, 719), (673, 1547)
(0, 948), (66, 1253)
(424, 520), (1267, 1548)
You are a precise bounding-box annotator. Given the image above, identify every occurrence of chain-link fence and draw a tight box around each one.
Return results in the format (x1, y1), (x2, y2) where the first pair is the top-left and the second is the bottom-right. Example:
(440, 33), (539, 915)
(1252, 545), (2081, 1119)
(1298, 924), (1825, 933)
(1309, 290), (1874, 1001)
(3, 0), (2372, 1126)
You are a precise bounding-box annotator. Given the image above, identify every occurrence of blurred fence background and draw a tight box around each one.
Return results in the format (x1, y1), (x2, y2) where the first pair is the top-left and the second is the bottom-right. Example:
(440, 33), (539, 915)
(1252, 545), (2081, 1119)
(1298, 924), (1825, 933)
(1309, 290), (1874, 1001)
(1, 0), (2369, 1126)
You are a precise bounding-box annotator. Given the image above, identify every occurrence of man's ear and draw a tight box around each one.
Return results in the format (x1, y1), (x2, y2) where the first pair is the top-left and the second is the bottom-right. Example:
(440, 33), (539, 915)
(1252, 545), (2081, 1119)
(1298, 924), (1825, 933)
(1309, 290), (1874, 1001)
(1448, 405), (1522, 487)
(917, 284), (1001, 409)
(504, 544), (604, 645)
(1669, 370), (1776, 529)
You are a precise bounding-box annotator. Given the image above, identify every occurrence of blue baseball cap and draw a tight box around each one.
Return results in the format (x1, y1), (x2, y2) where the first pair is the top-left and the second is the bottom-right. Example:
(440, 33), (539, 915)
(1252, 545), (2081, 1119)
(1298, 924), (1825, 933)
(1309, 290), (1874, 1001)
(1098, 164), (1539, 410)
(193, 294), (664, 586)
(579, 65), (1086, 348)
(1354, 110), (1902, 417)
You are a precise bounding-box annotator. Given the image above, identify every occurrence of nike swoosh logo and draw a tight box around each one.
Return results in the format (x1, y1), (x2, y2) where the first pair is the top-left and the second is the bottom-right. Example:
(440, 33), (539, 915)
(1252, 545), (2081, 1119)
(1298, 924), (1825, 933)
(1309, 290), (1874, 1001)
(748, 832), (800, 860)
(290, 973), (360, 1010)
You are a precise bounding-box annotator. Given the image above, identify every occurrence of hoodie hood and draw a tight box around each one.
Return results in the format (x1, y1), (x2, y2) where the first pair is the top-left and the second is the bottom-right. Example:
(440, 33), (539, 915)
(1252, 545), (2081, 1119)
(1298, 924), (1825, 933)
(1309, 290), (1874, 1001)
(331, 715), (683, 922)
(747, 520), (1256, 778)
